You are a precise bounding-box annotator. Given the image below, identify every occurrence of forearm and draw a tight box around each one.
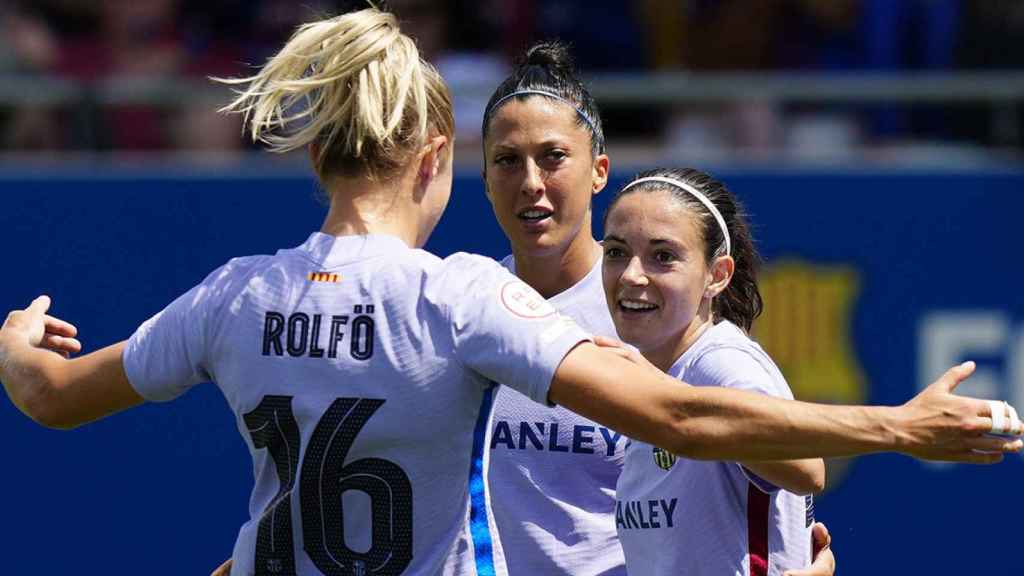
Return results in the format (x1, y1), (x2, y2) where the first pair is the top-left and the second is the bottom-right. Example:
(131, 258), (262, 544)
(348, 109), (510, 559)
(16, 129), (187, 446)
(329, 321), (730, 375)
(740, 459), (826, 495)
(1, 337), (140, 429)
(552, 342), (906, 461)
(0, 333), (69, 426)
(650, 383), (903, 461)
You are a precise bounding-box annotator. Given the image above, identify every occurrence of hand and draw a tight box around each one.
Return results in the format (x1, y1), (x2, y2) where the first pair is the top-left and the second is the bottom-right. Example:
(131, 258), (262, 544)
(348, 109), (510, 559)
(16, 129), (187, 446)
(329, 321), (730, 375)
(0, 296), (81, 358)
(210, 558), (232, 576)
(898, 362), (1023, 463)
(784, 522), (834, 576)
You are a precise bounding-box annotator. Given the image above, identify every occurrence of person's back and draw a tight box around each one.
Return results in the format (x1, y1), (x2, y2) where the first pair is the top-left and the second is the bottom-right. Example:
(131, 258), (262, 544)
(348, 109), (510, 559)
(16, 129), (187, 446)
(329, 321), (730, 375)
(127, 231), (590, 574)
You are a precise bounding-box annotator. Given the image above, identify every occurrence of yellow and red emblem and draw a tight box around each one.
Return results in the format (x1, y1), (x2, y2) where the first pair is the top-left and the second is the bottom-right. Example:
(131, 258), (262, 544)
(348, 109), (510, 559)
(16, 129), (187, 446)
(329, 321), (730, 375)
(308, 272), (341, 283)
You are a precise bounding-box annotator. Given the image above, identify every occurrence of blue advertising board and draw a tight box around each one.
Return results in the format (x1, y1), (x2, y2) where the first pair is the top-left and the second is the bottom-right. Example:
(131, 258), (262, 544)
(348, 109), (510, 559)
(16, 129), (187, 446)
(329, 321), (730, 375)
(0, 166), (1019, 574)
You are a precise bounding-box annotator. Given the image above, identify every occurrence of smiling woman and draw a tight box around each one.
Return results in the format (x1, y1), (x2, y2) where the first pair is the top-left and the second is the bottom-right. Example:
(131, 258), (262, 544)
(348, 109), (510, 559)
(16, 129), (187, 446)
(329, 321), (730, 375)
(603, 168), (825, 576)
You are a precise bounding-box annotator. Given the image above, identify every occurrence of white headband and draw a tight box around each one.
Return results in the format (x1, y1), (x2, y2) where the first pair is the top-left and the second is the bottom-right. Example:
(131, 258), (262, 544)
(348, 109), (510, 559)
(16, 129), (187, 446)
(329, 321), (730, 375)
(487, 89), (601, 143)
(620, 176), (732, 256)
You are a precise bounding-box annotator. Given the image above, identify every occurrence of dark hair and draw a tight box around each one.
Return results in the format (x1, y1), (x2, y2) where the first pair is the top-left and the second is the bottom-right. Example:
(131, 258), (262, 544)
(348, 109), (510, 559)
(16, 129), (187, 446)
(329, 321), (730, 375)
(482, 41), (605, 156)
(603, 168), (763, 332)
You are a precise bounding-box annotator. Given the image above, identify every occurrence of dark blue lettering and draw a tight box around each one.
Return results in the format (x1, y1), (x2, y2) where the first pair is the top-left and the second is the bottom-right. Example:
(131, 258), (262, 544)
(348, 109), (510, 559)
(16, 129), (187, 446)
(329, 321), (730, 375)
(548, 423), (569, 452)
(648, 500), (660, 528)
(350, 314), (374, 360)
(600, 427), (623, 456)
(519, 422), (544, 450)
(308, 314), (325, 358)
(287, 313), (309, 357)
(572, 425), (595, 454)
(624, 500), (638, 529)
(328, 315), (347, 359)
(633, 501), (650, 529)
(262, 312), (285, 356)
(661, 498), (678, 528)
(491, 421), (515, 450)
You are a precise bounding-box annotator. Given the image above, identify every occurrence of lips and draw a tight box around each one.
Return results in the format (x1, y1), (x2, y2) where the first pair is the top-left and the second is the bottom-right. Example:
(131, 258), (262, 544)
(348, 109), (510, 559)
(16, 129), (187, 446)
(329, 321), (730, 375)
(516, 206), (553, 223)
(618, 298), (658, 314)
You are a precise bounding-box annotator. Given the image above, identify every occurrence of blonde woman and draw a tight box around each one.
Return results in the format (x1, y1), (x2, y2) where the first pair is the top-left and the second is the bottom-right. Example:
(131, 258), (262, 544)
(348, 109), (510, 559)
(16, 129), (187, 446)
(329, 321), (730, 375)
(1, 8), (1018, 576)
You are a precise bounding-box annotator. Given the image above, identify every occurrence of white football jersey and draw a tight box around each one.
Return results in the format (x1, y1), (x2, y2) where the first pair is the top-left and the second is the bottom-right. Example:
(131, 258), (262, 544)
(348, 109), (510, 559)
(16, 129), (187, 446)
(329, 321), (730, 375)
(615, 321), (813, 576)
(122, 232), (590, 576)
(489, 255), (627, 575)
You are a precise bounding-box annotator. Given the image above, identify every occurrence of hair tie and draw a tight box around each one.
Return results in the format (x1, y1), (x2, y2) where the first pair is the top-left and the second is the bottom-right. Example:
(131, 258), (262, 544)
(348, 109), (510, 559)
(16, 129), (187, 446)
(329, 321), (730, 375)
(620, 176), (731, 256)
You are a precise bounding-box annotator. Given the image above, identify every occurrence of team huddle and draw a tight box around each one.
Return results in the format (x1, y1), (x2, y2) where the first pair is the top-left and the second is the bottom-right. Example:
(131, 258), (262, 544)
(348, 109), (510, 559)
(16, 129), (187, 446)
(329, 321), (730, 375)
(3, 8), (1022, 576)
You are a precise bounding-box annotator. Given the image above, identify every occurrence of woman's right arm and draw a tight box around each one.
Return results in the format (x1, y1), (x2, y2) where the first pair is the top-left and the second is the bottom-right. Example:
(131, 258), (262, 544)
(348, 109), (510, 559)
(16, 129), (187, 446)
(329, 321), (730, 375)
(0, 297), (143, 429)
(548, 341), (1021, 463)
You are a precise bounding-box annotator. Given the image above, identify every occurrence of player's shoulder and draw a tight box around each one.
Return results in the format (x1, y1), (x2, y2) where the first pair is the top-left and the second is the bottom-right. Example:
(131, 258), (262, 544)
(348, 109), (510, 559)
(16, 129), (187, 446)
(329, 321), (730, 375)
(430, 251), (513, 286)
(200, 253), (275, 289)
(685, 322), (789, 395)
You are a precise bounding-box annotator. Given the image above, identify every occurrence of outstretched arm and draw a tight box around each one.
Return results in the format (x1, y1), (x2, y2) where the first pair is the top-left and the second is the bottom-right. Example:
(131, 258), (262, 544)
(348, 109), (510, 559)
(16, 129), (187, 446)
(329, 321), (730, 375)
(0, 296), (143, 429)
(549, 342), (1022, 463)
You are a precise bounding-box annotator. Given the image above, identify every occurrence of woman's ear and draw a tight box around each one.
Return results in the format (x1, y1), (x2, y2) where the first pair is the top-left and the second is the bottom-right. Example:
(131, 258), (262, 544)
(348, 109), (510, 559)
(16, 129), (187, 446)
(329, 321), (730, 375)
(706, 255), (735, 299)
(418, 135), (449, 182)
(592, 153), (610, 196)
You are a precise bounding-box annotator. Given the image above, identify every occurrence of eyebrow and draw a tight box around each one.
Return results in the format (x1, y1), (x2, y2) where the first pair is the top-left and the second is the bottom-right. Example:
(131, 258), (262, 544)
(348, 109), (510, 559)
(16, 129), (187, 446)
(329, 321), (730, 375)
(603, 234), (678, 247)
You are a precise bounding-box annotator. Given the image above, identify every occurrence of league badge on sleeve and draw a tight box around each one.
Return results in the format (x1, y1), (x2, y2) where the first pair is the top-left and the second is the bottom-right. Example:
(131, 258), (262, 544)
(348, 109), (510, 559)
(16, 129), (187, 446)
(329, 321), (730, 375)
(499, 280), (557, 319)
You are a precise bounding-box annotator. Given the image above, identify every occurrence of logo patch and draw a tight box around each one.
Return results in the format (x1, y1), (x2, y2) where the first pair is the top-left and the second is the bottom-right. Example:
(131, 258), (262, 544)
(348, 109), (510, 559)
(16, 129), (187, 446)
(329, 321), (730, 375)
(499, 280), (556, 319)
(308, 272), (340, 283)
(652, 446), (676, 470)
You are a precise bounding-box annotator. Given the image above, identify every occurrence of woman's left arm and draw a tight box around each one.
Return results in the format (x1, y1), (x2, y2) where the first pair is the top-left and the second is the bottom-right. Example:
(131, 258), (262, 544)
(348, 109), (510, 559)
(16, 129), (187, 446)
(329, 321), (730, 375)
(0, 296), (143, 429)
(741, 458), (826, 495)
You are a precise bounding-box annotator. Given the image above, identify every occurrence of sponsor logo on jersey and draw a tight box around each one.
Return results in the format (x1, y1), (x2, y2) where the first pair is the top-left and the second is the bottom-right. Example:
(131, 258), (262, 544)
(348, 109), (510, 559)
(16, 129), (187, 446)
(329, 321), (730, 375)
(308, 271), (341, 283)
(490, 419), (624, 455)
(615, 498), (678, 530)
(499, 280), (557, 319)
(755, 260), (867, 493)
(652, 446), (676, 470)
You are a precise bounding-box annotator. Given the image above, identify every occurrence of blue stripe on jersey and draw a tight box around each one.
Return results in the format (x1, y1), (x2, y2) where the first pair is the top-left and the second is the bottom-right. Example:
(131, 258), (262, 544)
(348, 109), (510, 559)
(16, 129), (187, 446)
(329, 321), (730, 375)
(467, 383), (498, 575)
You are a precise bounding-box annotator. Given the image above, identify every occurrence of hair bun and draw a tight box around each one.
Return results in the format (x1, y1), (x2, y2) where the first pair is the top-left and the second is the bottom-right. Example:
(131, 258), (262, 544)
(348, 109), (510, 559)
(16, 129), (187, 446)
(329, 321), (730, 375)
(523, 41), (574, 74)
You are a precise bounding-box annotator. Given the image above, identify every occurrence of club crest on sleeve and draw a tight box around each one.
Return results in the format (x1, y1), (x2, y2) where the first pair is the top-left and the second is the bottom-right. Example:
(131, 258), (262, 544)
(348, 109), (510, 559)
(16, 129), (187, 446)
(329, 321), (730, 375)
(308, 272), (341, 283)
(499, 280), (556, 319)
(653, 446), (676, 470)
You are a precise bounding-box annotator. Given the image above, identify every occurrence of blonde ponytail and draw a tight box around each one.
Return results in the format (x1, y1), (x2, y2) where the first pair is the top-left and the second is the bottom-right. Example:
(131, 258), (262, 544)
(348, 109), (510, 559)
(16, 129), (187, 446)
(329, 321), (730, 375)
(218, 8), (453, 180)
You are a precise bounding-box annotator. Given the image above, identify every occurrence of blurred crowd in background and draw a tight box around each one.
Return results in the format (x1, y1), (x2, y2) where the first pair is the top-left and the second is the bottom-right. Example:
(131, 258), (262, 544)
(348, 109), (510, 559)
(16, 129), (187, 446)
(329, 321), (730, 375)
(2, 0), (1023, 163)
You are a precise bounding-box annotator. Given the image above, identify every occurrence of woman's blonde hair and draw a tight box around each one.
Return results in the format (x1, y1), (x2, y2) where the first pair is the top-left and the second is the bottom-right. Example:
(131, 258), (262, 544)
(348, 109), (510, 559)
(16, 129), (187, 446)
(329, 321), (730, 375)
(219, 8), (454, 181)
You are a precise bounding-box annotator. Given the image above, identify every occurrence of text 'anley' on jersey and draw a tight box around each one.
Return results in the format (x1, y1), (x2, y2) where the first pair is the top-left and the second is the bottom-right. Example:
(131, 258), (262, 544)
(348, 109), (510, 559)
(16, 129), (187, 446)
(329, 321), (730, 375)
(490, 420), (623, 456)
(615, 498), (679, 530)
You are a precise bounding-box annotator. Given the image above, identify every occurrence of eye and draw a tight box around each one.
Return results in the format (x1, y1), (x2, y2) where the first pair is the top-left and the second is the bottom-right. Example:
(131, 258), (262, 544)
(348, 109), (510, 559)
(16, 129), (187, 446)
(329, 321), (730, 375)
(603, 245), (627, 259)
(493, 154), (518, 168)
(546, 149), (567, 162)
(653, 250), (677, 264)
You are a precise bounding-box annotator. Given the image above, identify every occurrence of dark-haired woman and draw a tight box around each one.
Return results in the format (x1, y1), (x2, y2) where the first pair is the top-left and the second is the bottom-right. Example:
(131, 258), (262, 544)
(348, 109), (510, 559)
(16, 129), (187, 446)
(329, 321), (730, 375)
(602, 169), (822, 575)
(481, 43), (835, 576)
(1, 10), (1016, 576)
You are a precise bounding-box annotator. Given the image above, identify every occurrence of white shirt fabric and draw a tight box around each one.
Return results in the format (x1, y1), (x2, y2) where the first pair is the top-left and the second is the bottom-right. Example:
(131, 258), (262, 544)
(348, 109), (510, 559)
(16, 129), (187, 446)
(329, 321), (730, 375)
(616, 321), (813, 576)
(122, 232), (591, 576)
(489, 255), (627, 575)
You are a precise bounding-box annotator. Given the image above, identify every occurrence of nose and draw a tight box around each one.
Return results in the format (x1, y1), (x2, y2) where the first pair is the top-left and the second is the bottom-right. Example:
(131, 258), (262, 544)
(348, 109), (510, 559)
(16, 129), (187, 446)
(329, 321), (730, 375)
(520, 158), (544, 198)
(621, 256), (648, 287)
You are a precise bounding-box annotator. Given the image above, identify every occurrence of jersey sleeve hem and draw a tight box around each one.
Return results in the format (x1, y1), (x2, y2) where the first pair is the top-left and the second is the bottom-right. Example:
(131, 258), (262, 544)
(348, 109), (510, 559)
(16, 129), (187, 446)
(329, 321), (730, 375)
(530, 323), (592, 407)
(122, 320), (190, 403)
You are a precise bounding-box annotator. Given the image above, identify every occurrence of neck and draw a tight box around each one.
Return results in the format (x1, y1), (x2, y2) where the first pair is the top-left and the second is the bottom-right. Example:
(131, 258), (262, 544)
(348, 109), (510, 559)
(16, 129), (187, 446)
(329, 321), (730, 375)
(320, 171), (419, 246)
(513, 231), (602, 299)
(642, 306), (715, 372)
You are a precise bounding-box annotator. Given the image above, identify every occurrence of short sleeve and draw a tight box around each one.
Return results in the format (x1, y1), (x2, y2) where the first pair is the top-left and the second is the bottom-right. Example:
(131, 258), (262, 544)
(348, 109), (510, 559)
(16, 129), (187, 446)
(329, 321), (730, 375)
(686, 345), (793, 400)
(428, 253), (591, 405)
(122, 274), (218, 402)
(688, 345), (795, 492)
